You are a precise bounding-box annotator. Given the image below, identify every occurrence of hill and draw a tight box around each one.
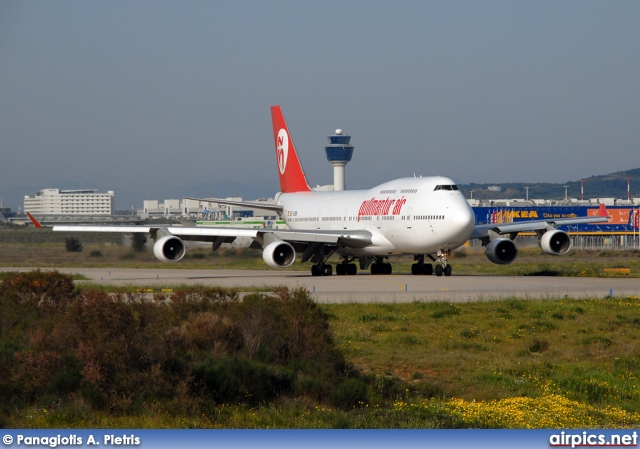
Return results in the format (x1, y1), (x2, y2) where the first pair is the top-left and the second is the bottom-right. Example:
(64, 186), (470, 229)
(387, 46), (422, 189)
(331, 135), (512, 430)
(459, 168), (640, 201)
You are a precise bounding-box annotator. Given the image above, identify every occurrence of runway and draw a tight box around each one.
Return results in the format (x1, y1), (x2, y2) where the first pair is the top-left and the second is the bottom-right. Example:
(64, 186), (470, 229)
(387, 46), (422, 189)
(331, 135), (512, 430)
(3, 267), (639, 303)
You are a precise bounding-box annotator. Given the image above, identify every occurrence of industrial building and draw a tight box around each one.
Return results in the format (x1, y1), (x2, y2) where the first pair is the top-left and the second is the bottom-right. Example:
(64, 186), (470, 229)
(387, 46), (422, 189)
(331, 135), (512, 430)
(139, 197), (278, 220)
(23, 188), (114, 216)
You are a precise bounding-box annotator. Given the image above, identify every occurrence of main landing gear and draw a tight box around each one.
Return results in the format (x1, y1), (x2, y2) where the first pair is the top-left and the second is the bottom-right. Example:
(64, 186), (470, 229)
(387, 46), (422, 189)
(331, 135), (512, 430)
(411, 255), (433, 275)
(310, 259), (359, 276)
(336, 257), (358, 275)
(370, 257), (392, 275)
(411, 251), (452, 276)
(318, 255), (392, 276)
(309, 250), (453, 277)
(311, 263), (333, 276)
(307, 244), (338, 276)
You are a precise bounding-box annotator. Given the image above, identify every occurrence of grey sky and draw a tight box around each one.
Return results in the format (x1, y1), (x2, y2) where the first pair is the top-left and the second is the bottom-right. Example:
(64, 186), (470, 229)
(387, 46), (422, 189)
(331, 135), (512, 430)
(1, 1), (639, 210)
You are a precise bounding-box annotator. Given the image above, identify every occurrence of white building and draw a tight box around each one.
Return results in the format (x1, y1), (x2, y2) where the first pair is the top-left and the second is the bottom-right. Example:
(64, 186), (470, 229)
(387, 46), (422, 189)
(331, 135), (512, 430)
(141, 199), (183, 218)
(138, 197), (279, 220)
(24, 189), (114, 216)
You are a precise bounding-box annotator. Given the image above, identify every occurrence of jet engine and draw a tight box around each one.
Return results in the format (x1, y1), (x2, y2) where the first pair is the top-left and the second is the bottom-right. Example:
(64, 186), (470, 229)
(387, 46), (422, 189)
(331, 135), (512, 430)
(485, 238), (518, 265)
(262, 238), (295, 268)
(153, 235), (186, 262)
(539, 229), (571, 256)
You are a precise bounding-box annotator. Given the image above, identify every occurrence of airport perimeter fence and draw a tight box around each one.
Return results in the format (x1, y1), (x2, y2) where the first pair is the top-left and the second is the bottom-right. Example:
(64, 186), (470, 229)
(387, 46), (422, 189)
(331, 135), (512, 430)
(571, 234), (640, 251)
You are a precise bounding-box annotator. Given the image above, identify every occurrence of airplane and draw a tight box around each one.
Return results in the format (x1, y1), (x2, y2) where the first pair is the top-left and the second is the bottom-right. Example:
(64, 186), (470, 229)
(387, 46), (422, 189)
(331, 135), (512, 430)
(28, 105), (610, 277)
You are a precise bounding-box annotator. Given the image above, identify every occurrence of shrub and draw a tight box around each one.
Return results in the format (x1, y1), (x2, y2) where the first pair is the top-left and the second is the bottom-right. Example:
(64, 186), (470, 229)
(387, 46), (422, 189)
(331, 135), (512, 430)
(528, 338), (550, 353)
(330, 377), (369, 410)
(131, 233), (147, 252)
(0, 270), (76, 307)
(190, 355), (293, 405)
(0, 284), (365, 419)
(65, 237), (83, 252)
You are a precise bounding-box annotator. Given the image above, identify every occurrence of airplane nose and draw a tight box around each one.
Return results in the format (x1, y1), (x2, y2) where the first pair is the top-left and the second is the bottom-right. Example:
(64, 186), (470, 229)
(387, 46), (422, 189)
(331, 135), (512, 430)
(449, 203), (475, 242)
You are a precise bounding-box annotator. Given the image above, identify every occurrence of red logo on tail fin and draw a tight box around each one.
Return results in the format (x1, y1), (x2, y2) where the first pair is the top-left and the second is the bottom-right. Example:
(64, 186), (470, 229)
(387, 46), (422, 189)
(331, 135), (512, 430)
(271, 106), (311, 193)
(276, 129), (288, 175)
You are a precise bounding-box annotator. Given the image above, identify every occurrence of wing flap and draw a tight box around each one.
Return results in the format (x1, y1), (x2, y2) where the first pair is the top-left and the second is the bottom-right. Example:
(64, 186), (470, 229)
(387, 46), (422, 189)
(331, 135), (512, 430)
(271, 230), (372, 247)
(53, 226), (153, 233)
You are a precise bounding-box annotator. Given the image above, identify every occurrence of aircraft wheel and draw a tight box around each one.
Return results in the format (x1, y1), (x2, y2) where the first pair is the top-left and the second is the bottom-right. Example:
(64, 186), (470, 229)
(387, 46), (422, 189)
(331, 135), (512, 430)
(348, 263), (357, 275)
(371, 263), (380, 275)
(336, 264), (345, 275)
(423, 264), (433, 275)
(324, 265), (333, 276)
(311, 265), (322, 276)
(435, 265), (444, 276)
(411, 263), (420, 275)
(384, 263), (392, 275)
(444, 265), (452, 276)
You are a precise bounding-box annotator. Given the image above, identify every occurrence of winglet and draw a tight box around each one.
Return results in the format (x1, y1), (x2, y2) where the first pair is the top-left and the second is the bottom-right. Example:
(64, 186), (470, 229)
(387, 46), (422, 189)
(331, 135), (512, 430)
(26, 212), (43, 228)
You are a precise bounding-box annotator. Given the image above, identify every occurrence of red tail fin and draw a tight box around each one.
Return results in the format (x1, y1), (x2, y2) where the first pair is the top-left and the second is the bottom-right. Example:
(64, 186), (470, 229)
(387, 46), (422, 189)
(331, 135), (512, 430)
(597, 203), (608, 217)
(271, 105), (311, 193)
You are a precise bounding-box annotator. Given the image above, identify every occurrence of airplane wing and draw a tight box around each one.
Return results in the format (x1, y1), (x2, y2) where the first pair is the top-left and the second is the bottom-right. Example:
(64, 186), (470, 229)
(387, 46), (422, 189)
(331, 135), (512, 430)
(28, 214), (372, 267)
(466, 204), (611, 265)
(470, 202), (610, 242)
(470, 215), (610, 240)
(171, 226), (372, 248)
(47, 223), (371, 247)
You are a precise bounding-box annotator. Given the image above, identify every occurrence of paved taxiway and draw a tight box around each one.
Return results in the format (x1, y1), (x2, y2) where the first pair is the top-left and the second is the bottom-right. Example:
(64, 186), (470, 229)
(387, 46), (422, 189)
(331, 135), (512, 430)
(3, 267), (639, 303)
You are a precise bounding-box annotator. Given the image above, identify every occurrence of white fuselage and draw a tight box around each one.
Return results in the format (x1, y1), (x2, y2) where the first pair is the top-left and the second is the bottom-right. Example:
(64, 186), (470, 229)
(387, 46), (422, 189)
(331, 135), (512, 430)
(277, 176), (475, 256)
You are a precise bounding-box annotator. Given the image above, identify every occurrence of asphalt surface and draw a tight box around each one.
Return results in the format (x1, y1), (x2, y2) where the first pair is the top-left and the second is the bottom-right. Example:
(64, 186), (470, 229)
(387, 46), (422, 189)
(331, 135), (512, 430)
(3, 267), (639, 303)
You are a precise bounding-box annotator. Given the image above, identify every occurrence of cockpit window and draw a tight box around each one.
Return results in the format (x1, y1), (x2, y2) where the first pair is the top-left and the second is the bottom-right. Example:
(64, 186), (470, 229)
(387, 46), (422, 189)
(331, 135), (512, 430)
(434, 185), (459, 191)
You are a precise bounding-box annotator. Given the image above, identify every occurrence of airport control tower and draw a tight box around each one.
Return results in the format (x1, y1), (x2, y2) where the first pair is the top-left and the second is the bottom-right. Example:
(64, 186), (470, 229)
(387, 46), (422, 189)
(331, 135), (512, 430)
(325, 129), (354, 191)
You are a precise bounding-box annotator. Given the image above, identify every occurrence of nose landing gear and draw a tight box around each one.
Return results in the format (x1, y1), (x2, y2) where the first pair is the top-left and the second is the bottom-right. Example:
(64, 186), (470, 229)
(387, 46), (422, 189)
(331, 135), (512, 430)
(434, 249), (452, 276)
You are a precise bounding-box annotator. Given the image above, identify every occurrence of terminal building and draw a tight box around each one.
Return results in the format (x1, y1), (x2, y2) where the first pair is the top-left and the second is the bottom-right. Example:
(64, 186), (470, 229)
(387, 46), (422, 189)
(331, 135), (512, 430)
(24, 189), (114, 216)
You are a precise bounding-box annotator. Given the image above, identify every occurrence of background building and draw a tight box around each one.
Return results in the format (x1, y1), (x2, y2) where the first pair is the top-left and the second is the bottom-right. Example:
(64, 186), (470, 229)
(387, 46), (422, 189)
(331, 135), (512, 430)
(24, 189), (114, 216)
(139, 197), (277, 220)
